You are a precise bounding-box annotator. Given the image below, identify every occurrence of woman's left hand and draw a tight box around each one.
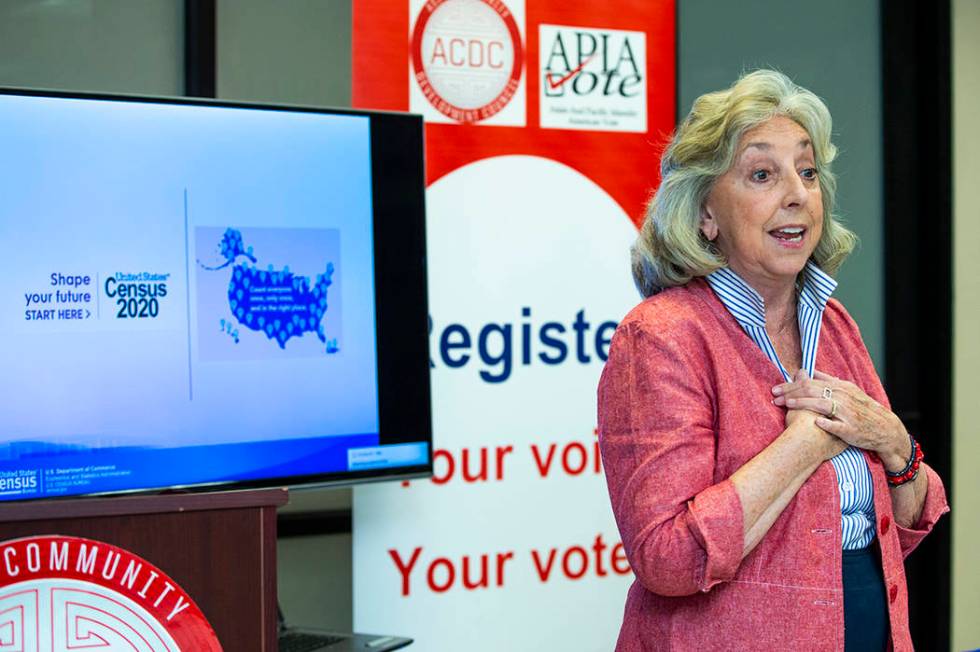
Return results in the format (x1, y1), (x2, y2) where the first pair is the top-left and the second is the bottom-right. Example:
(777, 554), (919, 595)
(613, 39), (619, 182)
(772, 370), (912, 470)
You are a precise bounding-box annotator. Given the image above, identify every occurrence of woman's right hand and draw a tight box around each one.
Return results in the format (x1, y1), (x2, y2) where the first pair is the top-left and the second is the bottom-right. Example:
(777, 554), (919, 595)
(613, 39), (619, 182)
(786, 408), (847, 461)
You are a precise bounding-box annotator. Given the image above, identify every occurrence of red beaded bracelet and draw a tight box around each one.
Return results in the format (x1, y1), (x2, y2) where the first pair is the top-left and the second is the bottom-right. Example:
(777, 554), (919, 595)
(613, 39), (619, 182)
(885, 434), (923, 487)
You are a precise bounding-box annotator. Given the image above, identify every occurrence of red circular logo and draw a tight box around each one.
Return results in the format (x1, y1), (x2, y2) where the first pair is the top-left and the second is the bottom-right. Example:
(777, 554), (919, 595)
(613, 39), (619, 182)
(411, 0), (524, 123)
(0, 535), (221, 651)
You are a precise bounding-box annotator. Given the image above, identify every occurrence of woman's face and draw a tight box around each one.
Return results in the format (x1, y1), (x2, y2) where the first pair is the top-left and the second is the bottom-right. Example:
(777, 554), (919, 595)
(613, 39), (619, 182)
(701, 116), (823, 292)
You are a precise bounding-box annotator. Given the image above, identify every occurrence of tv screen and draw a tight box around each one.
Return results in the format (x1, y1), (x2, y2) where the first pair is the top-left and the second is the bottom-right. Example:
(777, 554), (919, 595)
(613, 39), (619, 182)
(0, 88), (431, 502)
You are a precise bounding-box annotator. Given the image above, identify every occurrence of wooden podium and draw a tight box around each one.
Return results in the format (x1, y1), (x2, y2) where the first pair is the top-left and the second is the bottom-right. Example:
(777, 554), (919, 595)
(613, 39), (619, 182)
(0, 487), (288, 650)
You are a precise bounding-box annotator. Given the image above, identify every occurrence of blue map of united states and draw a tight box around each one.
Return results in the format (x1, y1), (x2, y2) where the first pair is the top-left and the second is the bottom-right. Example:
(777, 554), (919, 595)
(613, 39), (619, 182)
(202, 228), (335, 350)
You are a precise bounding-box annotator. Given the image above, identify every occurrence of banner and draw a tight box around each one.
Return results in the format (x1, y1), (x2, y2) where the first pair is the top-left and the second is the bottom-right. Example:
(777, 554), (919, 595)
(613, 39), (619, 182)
(351, 1), (675, 648)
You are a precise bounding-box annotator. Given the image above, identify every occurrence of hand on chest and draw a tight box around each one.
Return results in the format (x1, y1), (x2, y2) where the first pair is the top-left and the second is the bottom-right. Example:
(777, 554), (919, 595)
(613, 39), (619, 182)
(708, 334), (855, 474)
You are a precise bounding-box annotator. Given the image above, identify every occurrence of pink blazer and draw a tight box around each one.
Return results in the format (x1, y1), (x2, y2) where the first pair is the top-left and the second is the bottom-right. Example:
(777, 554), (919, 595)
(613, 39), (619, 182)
(597, 279), (948, 651)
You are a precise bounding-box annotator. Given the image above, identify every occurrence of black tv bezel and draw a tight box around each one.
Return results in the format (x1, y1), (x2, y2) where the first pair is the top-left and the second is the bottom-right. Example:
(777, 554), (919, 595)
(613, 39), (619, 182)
(0, 86), (433, 500)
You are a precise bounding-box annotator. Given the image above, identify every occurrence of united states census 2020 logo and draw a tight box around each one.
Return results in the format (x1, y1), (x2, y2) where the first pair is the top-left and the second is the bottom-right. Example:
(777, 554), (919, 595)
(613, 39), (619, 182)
(411, 0), (524, 123)
(0, 535), (221, 651)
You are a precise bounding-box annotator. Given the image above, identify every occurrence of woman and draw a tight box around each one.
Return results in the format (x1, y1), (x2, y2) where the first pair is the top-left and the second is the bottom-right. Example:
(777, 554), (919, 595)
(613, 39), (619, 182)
(597, 70), (948, 651)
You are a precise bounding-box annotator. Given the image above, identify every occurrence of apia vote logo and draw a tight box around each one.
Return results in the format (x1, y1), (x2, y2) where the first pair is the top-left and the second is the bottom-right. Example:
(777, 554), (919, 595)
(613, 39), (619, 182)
(539, 25), (647, 132)
(0, 535), (221, 651)
(410, 0), (526, 125)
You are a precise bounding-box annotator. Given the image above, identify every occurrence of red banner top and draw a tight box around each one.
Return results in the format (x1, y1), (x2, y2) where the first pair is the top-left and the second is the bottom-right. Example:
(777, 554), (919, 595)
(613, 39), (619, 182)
(353, 0), (676, 226)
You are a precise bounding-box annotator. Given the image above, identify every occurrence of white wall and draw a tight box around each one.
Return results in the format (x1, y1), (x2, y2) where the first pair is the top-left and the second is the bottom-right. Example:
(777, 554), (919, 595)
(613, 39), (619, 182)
(0, 0), (182, 95)
(216, 0), (351, 107)
(952, 1), (980, 648)
(678, 0), (884, 367)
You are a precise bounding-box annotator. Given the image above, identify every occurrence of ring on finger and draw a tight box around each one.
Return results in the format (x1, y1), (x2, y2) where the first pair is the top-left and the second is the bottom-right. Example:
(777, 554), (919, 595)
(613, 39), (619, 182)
(822, 386), (833, 400)
(830, 399), (838, 418)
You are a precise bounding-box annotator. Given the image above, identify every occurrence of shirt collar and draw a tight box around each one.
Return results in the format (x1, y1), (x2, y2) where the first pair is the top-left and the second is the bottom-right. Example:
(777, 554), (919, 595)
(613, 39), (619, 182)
(797, 260), (837, 311)
(705, 261), (837, 328)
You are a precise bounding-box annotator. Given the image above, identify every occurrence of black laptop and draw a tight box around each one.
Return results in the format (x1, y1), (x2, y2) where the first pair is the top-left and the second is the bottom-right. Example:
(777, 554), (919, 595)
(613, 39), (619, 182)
(277, 606), (412, 652)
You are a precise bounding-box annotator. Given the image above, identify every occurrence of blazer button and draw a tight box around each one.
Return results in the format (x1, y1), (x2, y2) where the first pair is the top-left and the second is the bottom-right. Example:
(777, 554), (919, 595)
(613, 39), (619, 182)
(889, 584), (899, 603)
(881, 515), (891, 535)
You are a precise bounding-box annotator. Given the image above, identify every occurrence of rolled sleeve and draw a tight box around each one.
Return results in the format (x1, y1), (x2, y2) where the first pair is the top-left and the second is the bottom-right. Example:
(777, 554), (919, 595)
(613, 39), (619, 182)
(688, 479), (744, 590)
(598, 320), (744, 597)
(895, 463), (950, 558)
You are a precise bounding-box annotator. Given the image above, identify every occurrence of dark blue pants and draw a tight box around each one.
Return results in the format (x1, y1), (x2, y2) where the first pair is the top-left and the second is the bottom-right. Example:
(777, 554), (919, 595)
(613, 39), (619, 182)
(842, 543), (890, 651)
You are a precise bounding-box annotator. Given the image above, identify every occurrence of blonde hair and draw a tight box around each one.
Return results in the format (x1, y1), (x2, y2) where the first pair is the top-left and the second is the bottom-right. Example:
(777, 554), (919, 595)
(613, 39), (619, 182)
(632, 69), (858, 297)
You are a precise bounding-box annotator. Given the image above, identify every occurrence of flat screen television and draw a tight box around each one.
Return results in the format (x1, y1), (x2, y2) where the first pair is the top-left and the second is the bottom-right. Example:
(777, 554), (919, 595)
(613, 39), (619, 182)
(0, 88), (431, 502)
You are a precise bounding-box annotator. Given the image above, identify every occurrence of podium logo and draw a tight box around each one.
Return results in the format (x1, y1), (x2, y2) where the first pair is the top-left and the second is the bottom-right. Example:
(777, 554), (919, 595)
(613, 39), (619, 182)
(0, 535), (221, 651)
(539, 25), (647, 133)
(410, 0), (526, 125)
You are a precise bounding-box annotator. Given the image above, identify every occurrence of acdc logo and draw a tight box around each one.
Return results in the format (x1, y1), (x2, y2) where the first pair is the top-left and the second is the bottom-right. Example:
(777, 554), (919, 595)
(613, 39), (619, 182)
(411, 0), (524, 124)
(542, 29), (642, 98)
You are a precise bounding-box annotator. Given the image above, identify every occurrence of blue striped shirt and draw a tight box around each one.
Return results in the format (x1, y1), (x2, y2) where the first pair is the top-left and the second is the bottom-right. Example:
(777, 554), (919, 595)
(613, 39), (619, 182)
(706, 262), (876, 550)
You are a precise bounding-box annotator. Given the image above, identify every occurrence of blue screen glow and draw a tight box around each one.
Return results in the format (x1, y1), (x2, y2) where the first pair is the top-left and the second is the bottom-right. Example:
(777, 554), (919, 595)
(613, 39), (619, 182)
(0, 94), (398, 500)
